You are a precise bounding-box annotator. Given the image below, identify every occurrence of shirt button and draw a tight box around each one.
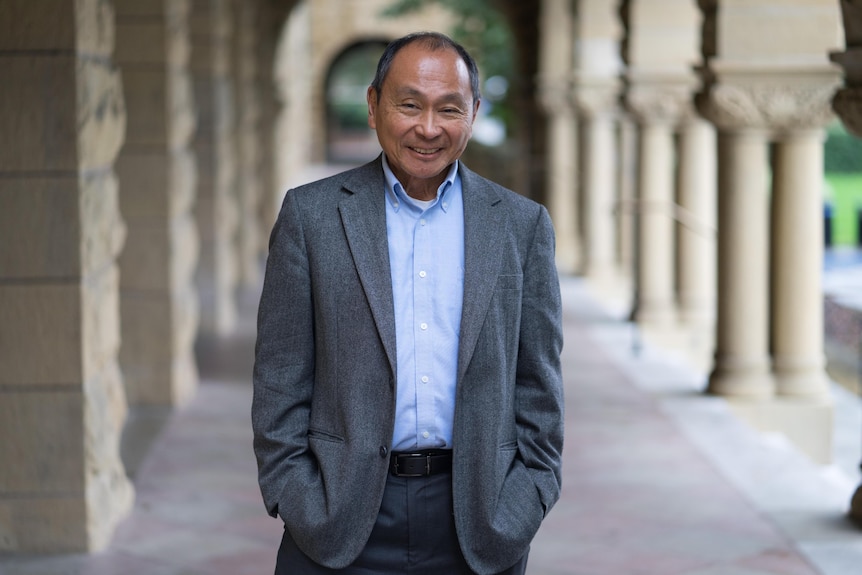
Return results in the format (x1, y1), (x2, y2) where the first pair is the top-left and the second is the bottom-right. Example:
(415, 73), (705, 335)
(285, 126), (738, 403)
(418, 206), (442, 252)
(420, 323), (428, 330)
(419, 270), (426, 278)
(421, 376), (429, 383)
(420, 219), (426, 226)
(379, 446), (388, 458)
(422, 431), (430, 439)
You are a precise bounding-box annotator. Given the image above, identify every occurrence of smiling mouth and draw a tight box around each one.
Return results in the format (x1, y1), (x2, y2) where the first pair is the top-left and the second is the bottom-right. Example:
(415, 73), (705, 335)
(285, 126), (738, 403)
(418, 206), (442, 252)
(409, 146), (443, 155)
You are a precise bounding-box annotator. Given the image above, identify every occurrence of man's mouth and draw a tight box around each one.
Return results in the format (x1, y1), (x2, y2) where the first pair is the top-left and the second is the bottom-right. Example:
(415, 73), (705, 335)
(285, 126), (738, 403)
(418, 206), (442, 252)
(409, 147), (442, 155)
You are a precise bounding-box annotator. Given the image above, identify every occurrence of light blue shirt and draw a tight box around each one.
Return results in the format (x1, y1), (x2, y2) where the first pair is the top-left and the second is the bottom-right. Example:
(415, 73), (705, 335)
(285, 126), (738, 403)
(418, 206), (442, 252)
(382, 155), (465, 451)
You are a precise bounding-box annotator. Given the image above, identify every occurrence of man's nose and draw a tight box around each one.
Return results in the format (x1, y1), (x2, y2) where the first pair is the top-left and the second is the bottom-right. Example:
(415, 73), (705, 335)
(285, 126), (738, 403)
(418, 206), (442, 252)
(415, 111), (442, 137)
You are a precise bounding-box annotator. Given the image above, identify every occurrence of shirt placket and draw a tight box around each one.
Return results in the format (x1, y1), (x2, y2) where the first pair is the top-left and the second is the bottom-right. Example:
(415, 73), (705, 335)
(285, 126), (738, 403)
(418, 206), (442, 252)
(413, 208), (436, 447)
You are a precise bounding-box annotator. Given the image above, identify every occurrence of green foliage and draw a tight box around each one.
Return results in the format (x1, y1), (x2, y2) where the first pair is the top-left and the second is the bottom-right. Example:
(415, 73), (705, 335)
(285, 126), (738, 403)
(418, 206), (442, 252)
(824, 122), (862, 173)
(825, 173), (862, 246)
(381, 0), (513, 84)
(380, 0), (515, 131)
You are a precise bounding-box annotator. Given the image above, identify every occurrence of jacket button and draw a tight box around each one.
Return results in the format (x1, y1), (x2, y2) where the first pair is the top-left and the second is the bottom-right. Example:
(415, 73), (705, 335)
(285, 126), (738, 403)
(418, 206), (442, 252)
(379, 446), (388, 458)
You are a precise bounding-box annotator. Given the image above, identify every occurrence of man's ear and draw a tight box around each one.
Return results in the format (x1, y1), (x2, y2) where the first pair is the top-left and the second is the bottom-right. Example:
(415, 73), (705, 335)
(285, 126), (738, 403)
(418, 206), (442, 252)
(367, 86), (377, 129)
(471, 99), (481, 124)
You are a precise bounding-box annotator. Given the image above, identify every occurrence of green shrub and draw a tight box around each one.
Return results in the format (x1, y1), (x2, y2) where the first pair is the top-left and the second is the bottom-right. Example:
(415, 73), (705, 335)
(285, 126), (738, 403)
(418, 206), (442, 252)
(824, 122), (862, 173)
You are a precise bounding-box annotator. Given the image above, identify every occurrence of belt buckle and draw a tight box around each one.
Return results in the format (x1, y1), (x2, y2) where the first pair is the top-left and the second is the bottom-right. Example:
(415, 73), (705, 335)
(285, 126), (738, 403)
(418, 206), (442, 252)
(394, 453), (430, 477)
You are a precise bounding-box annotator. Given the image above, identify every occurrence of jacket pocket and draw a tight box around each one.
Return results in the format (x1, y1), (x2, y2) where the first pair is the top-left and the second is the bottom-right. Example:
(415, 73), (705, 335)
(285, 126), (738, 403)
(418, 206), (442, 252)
(308, 428), (344, 443)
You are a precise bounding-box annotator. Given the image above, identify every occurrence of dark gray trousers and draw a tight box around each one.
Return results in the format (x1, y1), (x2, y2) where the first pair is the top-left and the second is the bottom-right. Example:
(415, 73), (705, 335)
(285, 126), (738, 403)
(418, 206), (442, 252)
(275, 471), (529, 575)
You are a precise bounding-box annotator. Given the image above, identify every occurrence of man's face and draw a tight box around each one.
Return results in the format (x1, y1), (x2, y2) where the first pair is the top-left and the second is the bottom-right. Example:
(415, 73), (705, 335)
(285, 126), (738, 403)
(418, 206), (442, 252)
(367, 43), (479, 191)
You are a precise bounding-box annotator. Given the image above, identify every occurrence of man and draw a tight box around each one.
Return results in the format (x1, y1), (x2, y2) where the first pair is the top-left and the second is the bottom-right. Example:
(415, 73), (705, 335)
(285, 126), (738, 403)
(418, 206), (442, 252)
(252, 31), (564, 575)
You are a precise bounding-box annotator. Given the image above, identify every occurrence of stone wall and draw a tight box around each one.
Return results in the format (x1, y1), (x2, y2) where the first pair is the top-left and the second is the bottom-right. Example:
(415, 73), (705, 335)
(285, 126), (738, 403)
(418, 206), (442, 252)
(191, 0), (239, 336)
(0, 0), (133, 551)
(115, 0), (199, 406)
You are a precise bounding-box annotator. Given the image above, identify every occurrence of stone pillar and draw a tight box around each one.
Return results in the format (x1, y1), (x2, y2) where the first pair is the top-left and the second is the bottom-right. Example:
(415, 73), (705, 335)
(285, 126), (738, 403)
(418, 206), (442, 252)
(698, 1), (843, 462)
(772, 128), (832, 398)
(538, 0), (580, 274)
(832, 0), (862, 524)
(571, 0), (624, 289)
(676, 115), (717, 326)
(191, 0), (238, 335)
(233, 0), (263, 288)
(255, 0), (284, 251)
(575, 87), (618, 283)
(115, 0), (199, 406)
(627, 90), (687, 328)
(623, 0), (701, 328)
(275, 0), (313, 193)
(616, 114), (638, 281)
(0, 0), (133, 551)
(707, 127), (774, 398)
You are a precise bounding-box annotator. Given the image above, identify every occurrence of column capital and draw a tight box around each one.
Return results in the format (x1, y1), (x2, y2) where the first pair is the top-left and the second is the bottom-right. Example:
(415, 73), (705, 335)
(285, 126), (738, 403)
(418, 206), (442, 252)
(699, 73), (842, 132)
(833, 87), (862, 137)
(536, 75), (574, 114)
(572, 77), (619, 118)
(625, 80), (696, 125)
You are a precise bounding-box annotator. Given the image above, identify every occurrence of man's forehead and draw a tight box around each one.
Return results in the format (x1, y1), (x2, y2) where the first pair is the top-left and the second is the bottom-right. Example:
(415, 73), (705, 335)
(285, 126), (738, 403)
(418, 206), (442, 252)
(385, 47), (470, 88)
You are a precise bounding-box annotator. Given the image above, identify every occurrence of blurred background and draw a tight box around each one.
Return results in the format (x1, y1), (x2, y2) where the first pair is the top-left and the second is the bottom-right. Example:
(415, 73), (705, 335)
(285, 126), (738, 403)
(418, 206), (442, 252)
(2, 1), (862, 573)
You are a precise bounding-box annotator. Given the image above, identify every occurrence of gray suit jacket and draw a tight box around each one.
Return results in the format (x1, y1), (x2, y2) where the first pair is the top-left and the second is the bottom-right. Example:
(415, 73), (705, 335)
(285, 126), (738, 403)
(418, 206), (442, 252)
(252, 157), (564, 575)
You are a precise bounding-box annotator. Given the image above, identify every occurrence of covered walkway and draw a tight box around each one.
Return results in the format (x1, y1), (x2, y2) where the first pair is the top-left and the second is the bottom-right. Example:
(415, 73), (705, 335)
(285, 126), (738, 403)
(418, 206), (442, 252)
(3, 267), (862, 574)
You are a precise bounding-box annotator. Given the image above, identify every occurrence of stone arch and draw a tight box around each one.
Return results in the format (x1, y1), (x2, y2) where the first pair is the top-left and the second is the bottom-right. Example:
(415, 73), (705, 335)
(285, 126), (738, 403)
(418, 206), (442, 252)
(324, 39), (388, 164)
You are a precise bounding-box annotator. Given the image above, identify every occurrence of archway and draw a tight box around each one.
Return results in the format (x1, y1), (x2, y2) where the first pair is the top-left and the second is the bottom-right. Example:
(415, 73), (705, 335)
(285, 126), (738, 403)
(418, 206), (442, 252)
(325, 40), (388, 164)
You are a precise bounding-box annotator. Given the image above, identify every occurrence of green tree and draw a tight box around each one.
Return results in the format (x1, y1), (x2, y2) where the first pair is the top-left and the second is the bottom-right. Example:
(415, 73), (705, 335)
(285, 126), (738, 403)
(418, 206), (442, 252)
(381, 0), (515, 127)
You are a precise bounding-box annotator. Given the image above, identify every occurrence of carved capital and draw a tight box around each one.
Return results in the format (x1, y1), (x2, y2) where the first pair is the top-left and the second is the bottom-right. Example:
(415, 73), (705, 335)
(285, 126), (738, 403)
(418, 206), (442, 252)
(700, 82), (840, 132)
(626, 84), (694, 125)
(537, 76), (574, 114)
(833, 87), (862, 137)
(572, 79), (619, 118)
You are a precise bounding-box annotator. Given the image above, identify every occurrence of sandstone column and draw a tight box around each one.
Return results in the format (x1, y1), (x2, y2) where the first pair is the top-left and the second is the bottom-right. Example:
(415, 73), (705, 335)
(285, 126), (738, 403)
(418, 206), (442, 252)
(772, 127), (833, 398)
(233, 0), (263, 288)
(538, 0), (580, 274)
(575, 88), (619, 284)
(115, 0), (199, 406)
(676, 115), (717, 326)
(616, 115), (638, 281)
(698, 1), (844, 459)
(0, 0), (133, 551)
(571, 0), (624, 287)
(706, 126), (774, 398)
(191, 0), (239, 335)
(626, 93), (683, 327)
(624, 0), (701, 329)
(255, 0), (285, 250)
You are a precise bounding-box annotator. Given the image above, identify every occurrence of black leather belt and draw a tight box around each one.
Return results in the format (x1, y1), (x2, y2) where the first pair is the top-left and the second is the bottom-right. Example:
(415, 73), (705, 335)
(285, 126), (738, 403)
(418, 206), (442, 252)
(389, 450), (453, 477)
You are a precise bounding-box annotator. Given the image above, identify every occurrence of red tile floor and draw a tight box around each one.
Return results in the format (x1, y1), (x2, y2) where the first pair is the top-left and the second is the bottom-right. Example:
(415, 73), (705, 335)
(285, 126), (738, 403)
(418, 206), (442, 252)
(3, 276), (862, 575)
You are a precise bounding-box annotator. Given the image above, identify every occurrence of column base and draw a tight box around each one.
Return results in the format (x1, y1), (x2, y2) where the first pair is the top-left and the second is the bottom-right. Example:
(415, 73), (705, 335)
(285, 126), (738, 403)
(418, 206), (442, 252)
(630, 298), (676, 328)
(636, 321), (715, 374)
(773, 356), (832, 399)
(707, 362), (774, 399)
(725, 396), (834, 464)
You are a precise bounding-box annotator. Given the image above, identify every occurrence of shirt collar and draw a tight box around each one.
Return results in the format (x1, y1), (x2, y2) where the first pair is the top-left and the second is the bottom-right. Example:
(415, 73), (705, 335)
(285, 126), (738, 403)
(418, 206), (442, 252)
(382, 154), (459, 213)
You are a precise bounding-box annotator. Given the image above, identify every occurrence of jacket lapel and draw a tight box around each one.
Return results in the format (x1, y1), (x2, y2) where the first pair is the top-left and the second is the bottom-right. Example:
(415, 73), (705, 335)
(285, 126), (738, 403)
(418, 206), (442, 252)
(338, 159), (398, 379)
(336, 160), (507, 387)
(457, 166), (507, 384)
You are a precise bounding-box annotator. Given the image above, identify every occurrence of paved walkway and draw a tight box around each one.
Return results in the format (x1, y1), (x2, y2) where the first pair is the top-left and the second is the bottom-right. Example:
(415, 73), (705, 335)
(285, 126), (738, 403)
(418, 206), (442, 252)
(3, 272), (862, 574)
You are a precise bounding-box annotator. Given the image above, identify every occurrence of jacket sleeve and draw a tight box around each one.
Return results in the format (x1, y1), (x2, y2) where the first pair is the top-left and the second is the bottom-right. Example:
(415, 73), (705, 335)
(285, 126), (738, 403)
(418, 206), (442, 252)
(515, 204), (564, 516)
(251, 189), (316, 518)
